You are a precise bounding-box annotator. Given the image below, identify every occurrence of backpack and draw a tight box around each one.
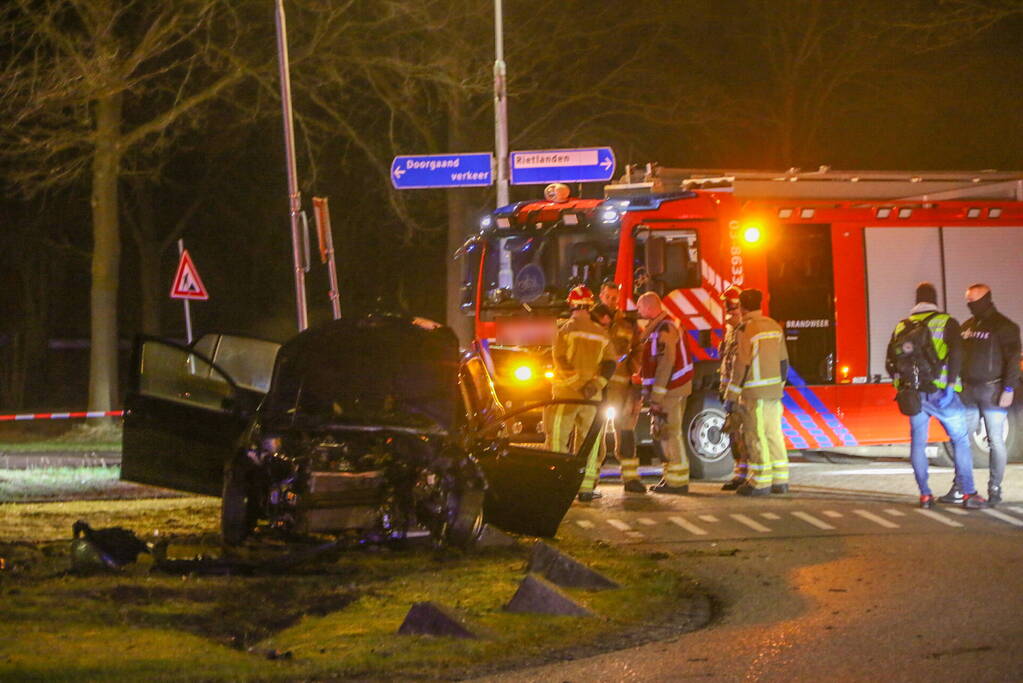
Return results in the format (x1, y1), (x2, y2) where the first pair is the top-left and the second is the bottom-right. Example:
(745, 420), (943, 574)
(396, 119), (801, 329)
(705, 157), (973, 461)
(887, 312), (942, 395)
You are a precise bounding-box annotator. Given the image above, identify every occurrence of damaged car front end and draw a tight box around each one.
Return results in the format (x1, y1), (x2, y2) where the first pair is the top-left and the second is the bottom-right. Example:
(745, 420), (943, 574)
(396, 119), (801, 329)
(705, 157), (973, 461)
(121, 315), (599, 548)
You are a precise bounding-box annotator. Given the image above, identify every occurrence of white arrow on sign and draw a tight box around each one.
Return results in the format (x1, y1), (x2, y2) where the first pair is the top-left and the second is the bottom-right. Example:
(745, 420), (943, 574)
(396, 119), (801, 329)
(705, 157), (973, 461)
(393, 166), (406, 179)
(600, 157), (613, 171)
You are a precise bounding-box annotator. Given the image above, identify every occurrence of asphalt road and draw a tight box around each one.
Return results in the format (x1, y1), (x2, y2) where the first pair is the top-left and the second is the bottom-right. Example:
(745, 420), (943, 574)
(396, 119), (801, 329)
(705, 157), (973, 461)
(478, 463), (1023, 682)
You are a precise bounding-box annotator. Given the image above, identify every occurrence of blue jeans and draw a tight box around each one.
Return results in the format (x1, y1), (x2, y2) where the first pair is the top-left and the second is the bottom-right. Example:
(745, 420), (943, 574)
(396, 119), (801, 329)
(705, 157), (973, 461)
(966, 404), (1008, 491)
(909, 391), (975, 496)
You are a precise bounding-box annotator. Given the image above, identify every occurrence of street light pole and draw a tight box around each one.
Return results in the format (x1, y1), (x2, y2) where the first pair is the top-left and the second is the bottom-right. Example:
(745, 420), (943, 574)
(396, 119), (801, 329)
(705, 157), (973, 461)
(274, 0), (309, 331)
(494, 0), (509, 208)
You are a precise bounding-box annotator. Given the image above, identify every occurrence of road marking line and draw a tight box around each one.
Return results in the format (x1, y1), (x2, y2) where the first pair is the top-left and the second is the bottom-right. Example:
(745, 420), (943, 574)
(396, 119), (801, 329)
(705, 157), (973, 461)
(884, 508), (906, 517)
(625, 531), (646, 539)
(730, 513), (771, 533)
(982, 509), (1023, 527)
(637, 518), (657, 526)
(945, 508), (970, 516)
(607, 519), (632, 532)
(668, 516), (708, 536)
(698, 515), (719, 523)
(791, 511), (835, 530)
(914, 509), (964, 528)
(761, 512), (781, 520)
(1009, 506), (1023, 515)
(822, 510), (843, 518)
(576, 520), (594, 529)
(853, 509), (899, 529)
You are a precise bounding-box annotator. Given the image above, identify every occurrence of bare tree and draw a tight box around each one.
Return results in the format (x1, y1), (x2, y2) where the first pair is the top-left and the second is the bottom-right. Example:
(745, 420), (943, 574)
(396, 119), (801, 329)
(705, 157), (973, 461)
(0, 0), (255, 411)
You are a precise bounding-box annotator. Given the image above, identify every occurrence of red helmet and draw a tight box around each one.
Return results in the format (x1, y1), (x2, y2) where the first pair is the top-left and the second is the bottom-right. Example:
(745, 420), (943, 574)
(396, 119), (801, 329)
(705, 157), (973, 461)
(566, 285), (595, 309)
(721, 285), (743, 308)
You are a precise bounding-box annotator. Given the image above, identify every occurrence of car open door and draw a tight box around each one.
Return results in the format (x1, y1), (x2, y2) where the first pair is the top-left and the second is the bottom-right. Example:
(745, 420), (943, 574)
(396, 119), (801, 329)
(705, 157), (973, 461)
(460, 356), (599, 537)
(121, 334), (279, 496)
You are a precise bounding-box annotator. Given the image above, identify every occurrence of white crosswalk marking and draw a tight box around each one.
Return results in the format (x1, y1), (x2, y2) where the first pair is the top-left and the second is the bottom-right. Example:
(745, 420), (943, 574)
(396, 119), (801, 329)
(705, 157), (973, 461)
(607, 519), (632, 532)
(945, 508), (970, 516)
(915, 509), (964, 528)
(576, 520), (594, 529)
(731, 513), (771, 533)
(625, 531), (646, 539)
(822, 510), (843, 518)
(791, 511), (835, 530)
(982, 509), (1023, 527)
(698, 515), (719, 523)
(668, 516), (708, 536)
(761, 512), (781, 520)
(637, 518), (657, 526)
(854, 509), (899, 528)
(1009, 507), (1023, 515)
(884, 509), (906, 517)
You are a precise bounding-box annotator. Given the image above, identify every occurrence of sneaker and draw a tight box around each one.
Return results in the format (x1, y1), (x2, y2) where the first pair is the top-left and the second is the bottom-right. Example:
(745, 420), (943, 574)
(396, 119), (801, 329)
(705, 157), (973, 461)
(623, 480), (648, 494)
(649, 480), (689, 495)
(988, 486), (1002, 507)
(736, 484), (770, 497)
(577, 491), (603, 502)
(770, 484), (790, 494)
(938, 485), (964, 505)
(919, 494), (935, 509)
(721, 478), (745, 491)
(963, 493), (988, 510)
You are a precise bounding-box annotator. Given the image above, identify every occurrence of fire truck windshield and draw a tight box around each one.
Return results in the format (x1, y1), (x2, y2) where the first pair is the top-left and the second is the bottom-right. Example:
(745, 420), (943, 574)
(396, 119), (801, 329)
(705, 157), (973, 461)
(479, 228), (618, 312)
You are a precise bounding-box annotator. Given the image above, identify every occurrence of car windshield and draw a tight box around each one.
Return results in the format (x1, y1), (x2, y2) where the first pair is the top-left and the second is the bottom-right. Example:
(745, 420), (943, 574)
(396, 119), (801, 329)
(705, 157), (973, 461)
(260, 317), (461, 433)
(479, 228), (618, 312)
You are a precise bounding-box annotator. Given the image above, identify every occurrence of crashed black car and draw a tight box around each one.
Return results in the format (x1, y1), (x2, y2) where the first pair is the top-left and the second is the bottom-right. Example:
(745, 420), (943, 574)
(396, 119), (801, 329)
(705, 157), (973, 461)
(121, 314), (601, 547)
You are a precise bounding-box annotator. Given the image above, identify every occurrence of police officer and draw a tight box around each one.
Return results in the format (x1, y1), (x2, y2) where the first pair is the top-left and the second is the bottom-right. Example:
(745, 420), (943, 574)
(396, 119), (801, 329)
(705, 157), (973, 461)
(636, 292), (694, 494)
(546, 285), (617, 502)
(887, 282), (986, 509)
(956, 284), (1020, 507)
(723, 289), (790, 496)
(717, 285), (749, 490)
(599, 282), (646, 494)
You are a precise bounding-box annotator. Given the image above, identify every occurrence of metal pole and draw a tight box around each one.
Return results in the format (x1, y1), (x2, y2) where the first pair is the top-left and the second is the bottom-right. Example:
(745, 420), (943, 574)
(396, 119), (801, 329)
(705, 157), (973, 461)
(313, 197), (342, 320)
(177, 239), (194, 344)
(494, 0), (509, 208)
(274, 0), (308, 331)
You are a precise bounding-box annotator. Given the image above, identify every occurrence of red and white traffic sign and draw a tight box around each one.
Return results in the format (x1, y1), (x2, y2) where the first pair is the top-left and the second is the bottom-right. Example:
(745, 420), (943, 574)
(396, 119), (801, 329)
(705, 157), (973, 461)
(170, 249), (209, 300)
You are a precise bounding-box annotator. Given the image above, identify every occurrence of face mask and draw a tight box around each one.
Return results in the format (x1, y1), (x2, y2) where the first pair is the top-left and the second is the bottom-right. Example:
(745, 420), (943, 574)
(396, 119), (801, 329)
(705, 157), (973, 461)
(967, 292), (994, 317)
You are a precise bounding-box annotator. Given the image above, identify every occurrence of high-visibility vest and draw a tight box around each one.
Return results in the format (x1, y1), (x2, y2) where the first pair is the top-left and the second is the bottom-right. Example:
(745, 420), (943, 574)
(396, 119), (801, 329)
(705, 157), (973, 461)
(637, 317), (693, 394)
(893, 312), (962, 391)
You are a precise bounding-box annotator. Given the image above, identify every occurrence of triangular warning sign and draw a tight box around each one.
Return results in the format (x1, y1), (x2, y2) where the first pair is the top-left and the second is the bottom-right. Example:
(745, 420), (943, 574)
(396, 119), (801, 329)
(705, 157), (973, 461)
(170, 249), (209, 300)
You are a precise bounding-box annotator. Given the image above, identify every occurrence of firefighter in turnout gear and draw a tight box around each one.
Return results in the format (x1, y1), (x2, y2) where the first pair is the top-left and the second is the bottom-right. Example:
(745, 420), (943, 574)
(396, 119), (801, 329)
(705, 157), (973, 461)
(636, 292), (694, 494)
(545, 285), (617, 502)
(600, 282), (646, 494)
(718, 285), (749, 491)
(723, 289), (790, 496)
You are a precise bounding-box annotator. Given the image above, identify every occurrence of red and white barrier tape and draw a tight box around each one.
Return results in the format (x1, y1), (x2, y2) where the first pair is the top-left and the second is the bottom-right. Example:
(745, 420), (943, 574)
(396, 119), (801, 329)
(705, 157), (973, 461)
(0, 410), (123, 422)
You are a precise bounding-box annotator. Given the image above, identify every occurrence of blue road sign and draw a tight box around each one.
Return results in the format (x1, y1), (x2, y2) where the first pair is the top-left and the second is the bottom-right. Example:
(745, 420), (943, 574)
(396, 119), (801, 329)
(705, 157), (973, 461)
(509, 147), (615, 185)
(391, 153), (493, 189)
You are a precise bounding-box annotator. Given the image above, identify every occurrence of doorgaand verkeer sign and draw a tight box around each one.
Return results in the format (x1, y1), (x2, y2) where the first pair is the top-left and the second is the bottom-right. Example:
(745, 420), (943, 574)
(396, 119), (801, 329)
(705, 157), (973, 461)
(509, 147), (615, 185)
(391, 153), (493, 189)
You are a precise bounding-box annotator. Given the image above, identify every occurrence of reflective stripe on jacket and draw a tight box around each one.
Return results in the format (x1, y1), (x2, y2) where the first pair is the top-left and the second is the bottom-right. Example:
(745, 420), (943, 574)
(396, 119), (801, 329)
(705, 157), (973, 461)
(892, 311), (962, 391)
(551, 313), (615, 396)
(725, 311), (789, 401)
(637, 314), (693, 400)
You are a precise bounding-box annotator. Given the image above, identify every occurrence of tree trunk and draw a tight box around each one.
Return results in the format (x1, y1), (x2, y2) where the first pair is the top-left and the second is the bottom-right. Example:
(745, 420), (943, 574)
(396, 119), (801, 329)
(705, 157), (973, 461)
(88, 93), (123, 412)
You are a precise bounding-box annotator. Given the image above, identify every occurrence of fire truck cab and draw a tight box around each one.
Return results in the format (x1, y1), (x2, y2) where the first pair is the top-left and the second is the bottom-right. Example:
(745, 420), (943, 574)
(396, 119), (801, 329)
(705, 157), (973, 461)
(460, 168), (1023, 479)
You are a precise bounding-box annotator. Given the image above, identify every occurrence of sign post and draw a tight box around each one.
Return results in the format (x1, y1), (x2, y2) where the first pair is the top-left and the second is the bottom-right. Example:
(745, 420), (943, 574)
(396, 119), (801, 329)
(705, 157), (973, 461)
(171, 241), (209, 344)
(390, 153), (494, 189)
(509, 147), (616, 185)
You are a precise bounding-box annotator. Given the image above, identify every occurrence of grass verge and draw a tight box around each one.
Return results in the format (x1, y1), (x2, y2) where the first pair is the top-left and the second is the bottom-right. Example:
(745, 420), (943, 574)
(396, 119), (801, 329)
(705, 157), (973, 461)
(0, 497), (704, 681)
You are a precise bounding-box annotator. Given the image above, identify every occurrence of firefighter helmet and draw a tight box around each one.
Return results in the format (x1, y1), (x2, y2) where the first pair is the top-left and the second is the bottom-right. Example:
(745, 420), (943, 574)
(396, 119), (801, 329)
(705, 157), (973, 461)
(721, 285), (743, 308)
(566, 285), (595, 309)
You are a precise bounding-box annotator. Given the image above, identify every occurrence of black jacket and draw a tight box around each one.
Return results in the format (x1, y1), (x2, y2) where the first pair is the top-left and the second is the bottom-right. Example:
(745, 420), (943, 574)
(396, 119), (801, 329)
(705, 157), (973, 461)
(961, 296), (1021, 406)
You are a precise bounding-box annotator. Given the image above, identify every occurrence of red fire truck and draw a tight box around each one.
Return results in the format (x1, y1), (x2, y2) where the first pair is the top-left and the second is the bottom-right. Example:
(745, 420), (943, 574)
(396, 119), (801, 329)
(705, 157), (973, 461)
(459, 167), (1023, 479)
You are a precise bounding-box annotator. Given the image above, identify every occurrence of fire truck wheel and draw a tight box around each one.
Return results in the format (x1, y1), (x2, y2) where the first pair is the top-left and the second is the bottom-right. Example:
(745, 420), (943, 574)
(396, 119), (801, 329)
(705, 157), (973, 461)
(937, 402), (1023, 469)
(684, 393), (735, 480)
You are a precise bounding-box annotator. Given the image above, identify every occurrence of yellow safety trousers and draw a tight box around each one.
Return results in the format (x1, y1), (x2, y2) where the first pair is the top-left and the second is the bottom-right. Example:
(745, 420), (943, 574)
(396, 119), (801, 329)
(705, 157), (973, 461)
(544, 403), (605, 494)
(741, 398), (788, 489)
(656, 391), (690, 487)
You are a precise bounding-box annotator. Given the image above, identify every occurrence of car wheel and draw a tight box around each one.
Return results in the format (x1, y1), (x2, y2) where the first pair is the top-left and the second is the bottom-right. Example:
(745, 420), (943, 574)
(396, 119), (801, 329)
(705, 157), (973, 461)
(221, 462), (255, 546)
(414, 453), (486, 549)
(684, 392), (735, 480)
(940, 403), (1021, 468)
